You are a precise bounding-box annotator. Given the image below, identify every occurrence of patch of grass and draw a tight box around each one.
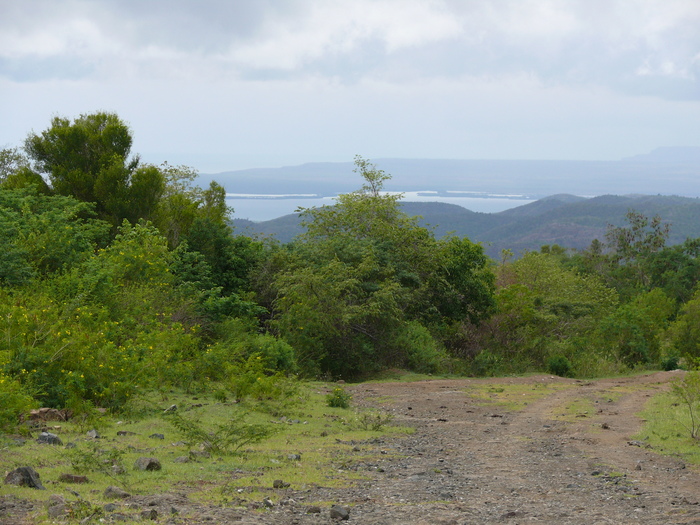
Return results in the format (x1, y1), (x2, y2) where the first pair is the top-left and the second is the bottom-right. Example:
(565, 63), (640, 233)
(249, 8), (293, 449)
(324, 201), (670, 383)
(551, 397), (596, 421)
(634, 391), (700, 465)
(363, 369), (452, 383)
(0, 382), (411, 521)
(464, 381), (573, 411)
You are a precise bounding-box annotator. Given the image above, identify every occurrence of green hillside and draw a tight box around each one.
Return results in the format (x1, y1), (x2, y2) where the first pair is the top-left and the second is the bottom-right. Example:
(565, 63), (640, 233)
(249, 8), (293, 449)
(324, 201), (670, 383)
(233, 194), (700, 258)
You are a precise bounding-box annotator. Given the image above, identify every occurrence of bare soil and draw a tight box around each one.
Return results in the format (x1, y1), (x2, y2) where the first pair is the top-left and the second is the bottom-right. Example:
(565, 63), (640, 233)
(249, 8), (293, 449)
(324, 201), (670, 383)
(4, 371), (700, 524)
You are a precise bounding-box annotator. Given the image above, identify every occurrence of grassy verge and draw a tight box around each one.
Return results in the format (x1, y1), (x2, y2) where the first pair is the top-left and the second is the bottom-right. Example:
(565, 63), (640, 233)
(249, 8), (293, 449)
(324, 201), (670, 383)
(0, 381), (412, 523)
(634, 391), (700, 465)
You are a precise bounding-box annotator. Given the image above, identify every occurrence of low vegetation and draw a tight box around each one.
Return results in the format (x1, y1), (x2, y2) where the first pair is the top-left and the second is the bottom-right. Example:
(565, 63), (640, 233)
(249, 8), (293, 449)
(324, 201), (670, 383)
(2, 111), (700, 514)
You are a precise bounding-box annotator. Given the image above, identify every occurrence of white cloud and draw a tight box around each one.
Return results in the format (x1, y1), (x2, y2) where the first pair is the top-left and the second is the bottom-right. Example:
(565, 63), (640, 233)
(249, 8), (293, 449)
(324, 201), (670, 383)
(1, 0), (699, 170)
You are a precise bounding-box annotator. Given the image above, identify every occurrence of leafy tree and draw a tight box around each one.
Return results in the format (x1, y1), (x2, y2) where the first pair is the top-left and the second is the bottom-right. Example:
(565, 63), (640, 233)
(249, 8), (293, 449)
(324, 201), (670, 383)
(0, 188), (109, 284)
(464, 251), (618, 373)
(603, 210), (671, 297)
(596, 288), (674, 366)
(666, 289), (700, 360)
(272, 157), (494, 378)
(645, 238), (700, 304)
(24, 112), (164, 225)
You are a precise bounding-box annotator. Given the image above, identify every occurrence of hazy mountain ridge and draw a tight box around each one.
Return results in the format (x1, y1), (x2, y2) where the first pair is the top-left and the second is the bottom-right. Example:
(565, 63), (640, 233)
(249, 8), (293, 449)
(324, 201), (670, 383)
(232, 194), (700, 258)
(204, 150), (700, 198)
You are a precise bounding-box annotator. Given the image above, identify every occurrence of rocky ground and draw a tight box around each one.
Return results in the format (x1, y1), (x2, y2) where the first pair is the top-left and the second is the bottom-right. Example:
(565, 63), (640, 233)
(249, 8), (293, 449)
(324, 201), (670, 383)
(3, 371), (700, 524)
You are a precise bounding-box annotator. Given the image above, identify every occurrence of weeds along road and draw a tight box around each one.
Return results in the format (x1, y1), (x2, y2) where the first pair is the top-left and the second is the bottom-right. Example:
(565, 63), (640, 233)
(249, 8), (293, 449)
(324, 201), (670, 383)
(3, 371), (698, 524)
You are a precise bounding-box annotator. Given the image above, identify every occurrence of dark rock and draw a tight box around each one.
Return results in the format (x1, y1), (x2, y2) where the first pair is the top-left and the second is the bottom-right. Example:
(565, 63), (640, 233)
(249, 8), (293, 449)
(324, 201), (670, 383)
(273, 479), (290, 488)
(47, 494), (66, 507)
(104, 485), (131, 499)
(59, 473), (89, 484)
(140, 509), (158, 520)
(47, 494), (67, 517)
(307, 506), (322, 514)
(37, 432), (63, 445)
(330, 504), (350, 520)
(134, 457), (162, 471)
(47, 503), (67, 518)
(149, 433), (165, 440)
(4, 466), (46, 489)
(103, 503), (118, 512)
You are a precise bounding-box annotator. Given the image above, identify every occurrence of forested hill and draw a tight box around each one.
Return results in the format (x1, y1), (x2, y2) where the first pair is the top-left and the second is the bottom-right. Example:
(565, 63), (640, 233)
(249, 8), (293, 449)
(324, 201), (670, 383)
(232, 194), (700, 258)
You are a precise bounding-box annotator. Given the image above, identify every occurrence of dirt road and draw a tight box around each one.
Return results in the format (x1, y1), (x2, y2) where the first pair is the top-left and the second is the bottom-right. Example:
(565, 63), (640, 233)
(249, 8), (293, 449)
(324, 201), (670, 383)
(327, 371), (700, 524)
(4, 371), (699, 524)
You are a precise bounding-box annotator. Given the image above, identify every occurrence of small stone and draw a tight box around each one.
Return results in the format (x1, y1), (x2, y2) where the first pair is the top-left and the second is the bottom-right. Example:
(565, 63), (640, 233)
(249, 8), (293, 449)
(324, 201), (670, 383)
(116, 430), (137, 436)
(287, 453), (301, 461)
(103, 503), (118, 512)
(112, 465), (126, 475)
(86, 429), (100, 439)
(163, 404), (177, 413)
(307, 506), (322, 514)
(330, 504), (350, 520)
(149, 433), (165, 439)
(59, 473), (89, 484)
(189, 450), (211, 460)
(140, 509), (158, 520)
(47, 503), (68, 518)
(104, 485), (131, 499)
(135, 457), (162, 471)
(263, 497), (274, 508)
(37, 432), (63, 446)
(273, 479), (290, 489)
(48, 494), (66, 507)
(4, 466), (46, 489)
(636, 462), (643, 471)
(174, 456), (190, 463)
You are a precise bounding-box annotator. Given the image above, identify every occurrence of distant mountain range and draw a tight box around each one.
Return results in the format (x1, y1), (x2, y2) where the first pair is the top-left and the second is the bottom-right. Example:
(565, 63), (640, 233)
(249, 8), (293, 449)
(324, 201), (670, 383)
(232, 194), (700, 259)
(202, 147), (700, 199)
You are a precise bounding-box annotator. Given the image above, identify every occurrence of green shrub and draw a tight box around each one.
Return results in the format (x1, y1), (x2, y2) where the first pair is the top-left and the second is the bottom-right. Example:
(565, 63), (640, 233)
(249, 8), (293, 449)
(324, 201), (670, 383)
(351, 410), (393, 431)
(670, 371), (700, 439)
(661, 354), (681, 371)
(0, 373), (37, 431)
(165, 411), (275, 455)
(470, 350), (503, 377)
(326, 387), (352, 409)
(397, 321), (447, 374)
(226, 353), (299, 403)
(547, 355), (573, 377)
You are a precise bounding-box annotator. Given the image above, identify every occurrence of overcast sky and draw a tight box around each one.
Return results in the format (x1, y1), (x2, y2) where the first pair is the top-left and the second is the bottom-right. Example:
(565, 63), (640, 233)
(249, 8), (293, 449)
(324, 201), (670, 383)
(1, 0), (699, 172)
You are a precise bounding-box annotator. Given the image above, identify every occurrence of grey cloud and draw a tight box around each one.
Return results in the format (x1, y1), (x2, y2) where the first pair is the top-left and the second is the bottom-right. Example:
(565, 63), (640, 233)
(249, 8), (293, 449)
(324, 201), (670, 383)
(1, 0), (698, 100)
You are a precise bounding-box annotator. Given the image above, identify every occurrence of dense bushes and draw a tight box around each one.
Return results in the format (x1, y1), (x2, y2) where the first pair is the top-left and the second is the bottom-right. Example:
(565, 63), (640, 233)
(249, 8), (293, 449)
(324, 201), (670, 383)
(2, 112), (700, 430)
